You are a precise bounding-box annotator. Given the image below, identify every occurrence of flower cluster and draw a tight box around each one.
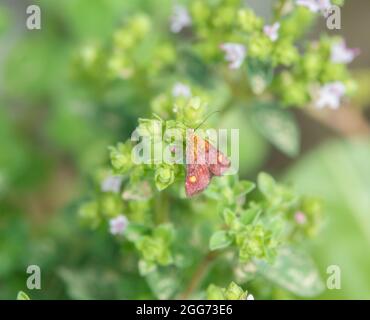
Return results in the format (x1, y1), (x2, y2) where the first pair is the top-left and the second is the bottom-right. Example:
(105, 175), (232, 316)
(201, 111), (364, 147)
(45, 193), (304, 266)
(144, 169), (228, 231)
(75, 0), (355, 300)
(207, 282), (254, 300)
(208, 173), (321, 262)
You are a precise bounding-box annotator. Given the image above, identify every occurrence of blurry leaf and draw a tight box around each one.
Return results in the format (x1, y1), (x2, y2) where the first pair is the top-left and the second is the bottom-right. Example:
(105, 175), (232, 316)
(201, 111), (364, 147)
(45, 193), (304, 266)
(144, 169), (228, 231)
(207, 284), (225, 300)
(223, 208), (236, 227)
(285, 139), (370, 299)
(153, 224), (174, 244)
(139, 260), (156, 276)
(257, 172), (276, 196)
(218, 108), (269, 175)
(240, 207), (261, 225)
(256, 247), (325, 297)
(58, 267), (122, 299)
(0, 5), (10, 35)
(17, 291), (30, 300)
(125, 224), (149, 242)
(209, 231), (232, 251)
(251, 103), (300, 157)
(182, 50), (212, 87)
(146, 269), (180, 299)
(234, 180), (255, 198)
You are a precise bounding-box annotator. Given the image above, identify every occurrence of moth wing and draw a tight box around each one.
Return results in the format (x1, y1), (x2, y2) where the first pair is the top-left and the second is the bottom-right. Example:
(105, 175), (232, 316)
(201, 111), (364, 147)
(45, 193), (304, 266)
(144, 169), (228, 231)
(203, 139), (231, 176)
(185, 164), (212, 197)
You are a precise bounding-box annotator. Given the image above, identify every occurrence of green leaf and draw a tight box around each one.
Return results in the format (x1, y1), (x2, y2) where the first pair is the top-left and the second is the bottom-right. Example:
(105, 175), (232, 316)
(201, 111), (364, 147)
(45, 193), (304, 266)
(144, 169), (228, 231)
(223, 208), (236, 227)
(209, 231), (232, 251)
(257, 172), (276, 196)
(124, 224), (149, 242)
(256, 247), (324, 297)
(138, 259), (156, 276)
(251, 102), (300, 157)
(146, 269), (180, 300)
(240, 207), (261, 225)
(17, 291), (30, 300)
(285, 139), (370, 299)
(153, 224), (174, 244)
(234, 180), (255, 198)
(224, 281), (248, 300)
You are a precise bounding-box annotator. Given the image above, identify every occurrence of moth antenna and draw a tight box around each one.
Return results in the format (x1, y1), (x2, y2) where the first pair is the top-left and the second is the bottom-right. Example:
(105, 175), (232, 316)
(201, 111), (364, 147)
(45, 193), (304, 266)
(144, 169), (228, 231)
(194, 110), (221, 132)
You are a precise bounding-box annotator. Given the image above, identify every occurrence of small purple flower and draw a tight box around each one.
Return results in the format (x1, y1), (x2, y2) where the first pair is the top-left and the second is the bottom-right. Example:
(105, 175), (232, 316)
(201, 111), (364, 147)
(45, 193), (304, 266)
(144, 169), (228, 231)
(172, 82), (192, 98)
(170, 5), (192, 33)
(109, 215), (128, 235)
(101, 176), (122, 193)
(318, 0), (332, 11)
(331, 40), (360, 64)
(220, 43), (247, 69)
(314, 81), (346, 109)
(296, 0), (320, 12)
(264, 22), (280, 42)
(294, 211), (307, 225)
(296, 0), (331, 13)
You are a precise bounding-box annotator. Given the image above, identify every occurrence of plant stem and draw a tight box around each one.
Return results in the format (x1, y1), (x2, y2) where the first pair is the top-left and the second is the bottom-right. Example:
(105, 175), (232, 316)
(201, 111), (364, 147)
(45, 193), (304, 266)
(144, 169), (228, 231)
(155, 191), (169, 224)
(179, 251), (218, 299)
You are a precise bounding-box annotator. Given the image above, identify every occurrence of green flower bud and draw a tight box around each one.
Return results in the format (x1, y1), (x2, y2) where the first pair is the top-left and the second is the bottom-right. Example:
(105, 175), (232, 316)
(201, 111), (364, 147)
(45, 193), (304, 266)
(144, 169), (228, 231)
(155, 164), (175, 191)
(212, 6), (236, 29)
(79, 201), (100, 229)
(153, 224), (175, 244)
(151, 94), (172, 118)
(248, 34), (273, 61)
(113, 15), (151, 51)
(320, 62), (348, 83)
(237, 224), (274, 262)
(277, 72), (309, 107)
(100, 194), (123, 218)
(237, 8), (263, 33)
(207, 282), (249, 300)
(113, 28), (136, 51)
(150, 43), (176, 76)
(300, 52), (323, 80)
(224, 282), (248, 300)
(137, 119), (162, 139)
(136, 224), (174, 266)
(136, 236), (163, 262)
(191, 1), (211, 27)
(272, 40), (299, 67)
(107, 53), (134, 79)
(279, 7), (315, 40)
(129, 14), (151, 39)
(109, 142), (133, 174)
(180, 96), (207, 126)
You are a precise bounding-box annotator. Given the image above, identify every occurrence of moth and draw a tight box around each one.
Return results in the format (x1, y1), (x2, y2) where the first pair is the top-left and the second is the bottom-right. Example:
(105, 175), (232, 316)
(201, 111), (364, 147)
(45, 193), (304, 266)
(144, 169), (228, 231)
(185, 130), (231, 197)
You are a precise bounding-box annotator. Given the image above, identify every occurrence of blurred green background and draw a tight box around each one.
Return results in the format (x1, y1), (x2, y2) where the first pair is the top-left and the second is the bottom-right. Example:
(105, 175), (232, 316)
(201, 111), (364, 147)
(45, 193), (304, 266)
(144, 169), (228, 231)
(0, 0), (369, 299)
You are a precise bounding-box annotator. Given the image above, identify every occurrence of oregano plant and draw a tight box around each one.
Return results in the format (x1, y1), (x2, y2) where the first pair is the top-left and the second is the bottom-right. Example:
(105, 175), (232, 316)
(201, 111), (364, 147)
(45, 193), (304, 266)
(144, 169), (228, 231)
(76, 0), (357, 300)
